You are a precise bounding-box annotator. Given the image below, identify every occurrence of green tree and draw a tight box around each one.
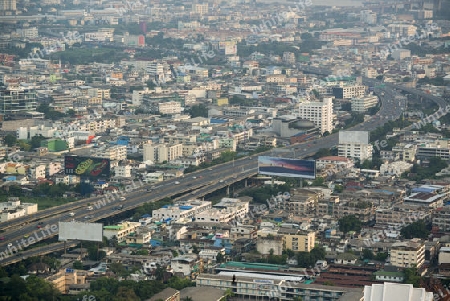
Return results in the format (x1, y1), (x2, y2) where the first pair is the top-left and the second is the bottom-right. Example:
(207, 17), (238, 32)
(310, 246), (326, 262)
(109, 262), (130, 278)
(166, 276), (195, 290)
(313, 148), (332, 159)
(216, 252), (225, 263)
(224, 288), (235, 300)
(188, 104), (209, 118)
(375, 252), (388, 262)
(334, 184), (344, 193)
(404, 267), (421, 287)
(30, 135), (47, 149)
(113, 286), (140, 301)
(362, 249), (374, 260)
(338, 215), (362, 234)
(4, 134), (17, 147)
(73, 260), (83, 269)
(400, 220), (430, 239)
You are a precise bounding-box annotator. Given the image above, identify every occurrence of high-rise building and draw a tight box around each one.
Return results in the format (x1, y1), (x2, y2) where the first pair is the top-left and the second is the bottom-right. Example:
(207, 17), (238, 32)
(298, 98), (333, 134)
(0, 89), (37, 115)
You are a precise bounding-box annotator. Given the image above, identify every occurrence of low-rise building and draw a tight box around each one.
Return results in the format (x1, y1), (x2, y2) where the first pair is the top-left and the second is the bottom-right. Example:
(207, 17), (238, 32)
(152, 200), (212, 222)
(351, 95), (378, 112)
(364, 282), (433, 301)
(390, 239), (425, 269)
(0, 197), (38, 222)
(103, 222), (141, 242)
(281, 229), (316, 252)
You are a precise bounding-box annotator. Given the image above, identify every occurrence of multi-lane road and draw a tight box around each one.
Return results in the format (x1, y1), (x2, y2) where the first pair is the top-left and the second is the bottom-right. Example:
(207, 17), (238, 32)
(0, 78), (445, 266)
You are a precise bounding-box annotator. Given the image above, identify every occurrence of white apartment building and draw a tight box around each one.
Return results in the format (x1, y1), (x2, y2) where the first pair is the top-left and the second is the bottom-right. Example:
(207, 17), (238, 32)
(338, 131), (373, 162)
(360, 10), (377, 24)
(114, 165), (132, 178)
(364, 67), (378, 78)
(54, 174), (80, 185)
(298, 97), (333, 134)
(152, 200), (212, 221)
(332, 85), (366, 99)
(158, 101), (181, 115)
(192, 3), (208, 14)
(195, 198), (249, 223)
(351, 95), (379, 112)
(0, 197), (38, 222)
(387, 24), (417, 36)
(103, 222), (141, 242)
(390, 239), (425, 269)
(392, 49), (411, 60)
(316, 156), (354, 170)
(380, 161), (413, 176)
(47, 162), (62, 176)
(28, 164), (46, 180)
(143, 143), (183, 163)
(91, 145), (127, 161)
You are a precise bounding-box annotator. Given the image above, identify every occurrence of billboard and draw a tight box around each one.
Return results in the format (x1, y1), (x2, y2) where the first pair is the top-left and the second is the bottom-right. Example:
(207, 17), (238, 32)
(65, 156), (110, 178)
(258, 156), (316, 179)
(59, 222), (103, 242)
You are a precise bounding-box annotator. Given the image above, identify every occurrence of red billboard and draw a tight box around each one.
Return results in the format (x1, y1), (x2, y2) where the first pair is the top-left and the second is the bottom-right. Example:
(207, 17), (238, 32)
(64, 156), (110, 178)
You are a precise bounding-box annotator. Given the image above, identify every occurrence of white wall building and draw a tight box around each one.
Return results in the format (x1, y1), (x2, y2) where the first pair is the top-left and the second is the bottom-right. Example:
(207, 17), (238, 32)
(298, 97), (333, 134)
(158, 101), (181, 115)
(103, 222), (141, 242)
(114, 165), (132, 178)
(195, 198), (249, 223)
(152, 200), (212, 221)
(364, 283), (433, 301)
(143, 143), (183, 163)
(390, 239), (425, 269)
(380, 161), (413, 176)
(91, 145), (127, 161)
(0, 197), (38, 222)
(338, 131), (373, 162)
(351, 95), (379, 112)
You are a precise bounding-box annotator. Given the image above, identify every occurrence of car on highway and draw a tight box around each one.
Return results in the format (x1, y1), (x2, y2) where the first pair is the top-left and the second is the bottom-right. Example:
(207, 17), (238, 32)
(120, 197), (126, 201)
(37, 225), (41, 229)
(0, 237), (4, 240)
(219, 180), (224, 183)
(192, 176), (197, 179)
(175, 181), (180, 184)
(7, 243), (12, 247)
(68, 212), (75, 217)
(87, 206), (93, 211)
(23, 235), (29, 239)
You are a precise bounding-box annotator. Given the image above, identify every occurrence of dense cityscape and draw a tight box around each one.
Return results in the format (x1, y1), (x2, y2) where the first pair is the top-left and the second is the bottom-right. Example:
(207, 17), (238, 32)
(0, 0), (450, 300)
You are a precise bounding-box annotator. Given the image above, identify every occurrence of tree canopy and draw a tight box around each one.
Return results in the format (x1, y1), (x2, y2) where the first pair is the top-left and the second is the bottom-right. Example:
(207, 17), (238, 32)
(400, 220), (430, 239)
(338, 215), (362, 234)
